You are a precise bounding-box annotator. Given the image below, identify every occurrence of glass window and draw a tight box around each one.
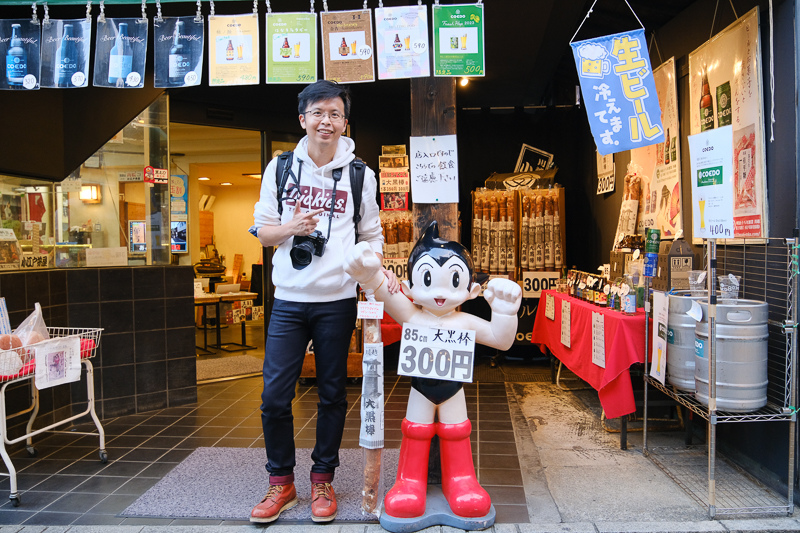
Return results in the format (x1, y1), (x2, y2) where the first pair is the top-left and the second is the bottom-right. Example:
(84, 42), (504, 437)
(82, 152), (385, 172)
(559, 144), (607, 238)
(0, 94), (171, 268)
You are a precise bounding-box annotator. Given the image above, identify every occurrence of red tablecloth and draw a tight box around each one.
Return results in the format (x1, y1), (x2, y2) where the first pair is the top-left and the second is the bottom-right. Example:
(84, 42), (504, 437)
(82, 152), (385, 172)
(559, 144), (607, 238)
(531, 290), (647, 419)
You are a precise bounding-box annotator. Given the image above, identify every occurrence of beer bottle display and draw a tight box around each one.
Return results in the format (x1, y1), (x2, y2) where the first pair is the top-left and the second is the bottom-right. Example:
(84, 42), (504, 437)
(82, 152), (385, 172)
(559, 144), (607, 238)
(699, 69), (714, 131)
(226, 40), (234, 61)
(393, 34), (402, 52)
(6, 24), (27, 86)
(339, 37), (349, 56)
(168, 21), (191, 85)
(56, 24), (78, 88)
(108, 23), (133, 85)
(280, 37), (291, 59)
(716, 81), (732, 127)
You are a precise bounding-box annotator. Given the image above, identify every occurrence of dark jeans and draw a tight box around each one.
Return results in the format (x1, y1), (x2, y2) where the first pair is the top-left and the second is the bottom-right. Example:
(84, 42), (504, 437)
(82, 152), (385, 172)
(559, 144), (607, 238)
(261, 297), (357, 483)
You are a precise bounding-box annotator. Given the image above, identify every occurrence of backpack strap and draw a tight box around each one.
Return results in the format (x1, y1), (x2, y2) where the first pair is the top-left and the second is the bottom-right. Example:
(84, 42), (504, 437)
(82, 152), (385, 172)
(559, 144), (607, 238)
(349, 157), (365, 244)
(275, 151), (294, 216)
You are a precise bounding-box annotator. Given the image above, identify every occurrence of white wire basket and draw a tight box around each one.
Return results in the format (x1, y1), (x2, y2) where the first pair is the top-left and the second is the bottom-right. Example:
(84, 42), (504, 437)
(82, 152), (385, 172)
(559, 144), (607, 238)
(0, 327), (102, 383)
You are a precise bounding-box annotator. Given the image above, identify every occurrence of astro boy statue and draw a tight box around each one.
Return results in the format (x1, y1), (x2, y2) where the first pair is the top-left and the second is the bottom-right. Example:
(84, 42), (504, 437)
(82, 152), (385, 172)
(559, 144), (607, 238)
(345, 221), (521, 519)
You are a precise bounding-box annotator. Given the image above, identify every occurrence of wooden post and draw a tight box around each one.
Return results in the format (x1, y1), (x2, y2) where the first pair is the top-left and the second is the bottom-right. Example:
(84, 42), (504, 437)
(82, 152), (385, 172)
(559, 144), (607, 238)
(410, 77), (459, 242)
(410, 77), (457, 485)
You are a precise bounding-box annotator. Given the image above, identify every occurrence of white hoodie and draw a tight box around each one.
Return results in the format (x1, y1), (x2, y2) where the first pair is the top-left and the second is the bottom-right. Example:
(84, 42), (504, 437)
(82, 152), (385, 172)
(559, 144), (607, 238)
(253, 135), (384, 302)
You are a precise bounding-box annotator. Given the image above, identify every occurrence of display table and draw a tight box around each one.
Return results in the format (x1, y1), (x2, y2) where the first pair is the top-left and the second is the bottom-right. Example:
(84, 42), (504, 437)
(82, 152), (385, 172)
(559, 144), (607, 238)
(531, 290), (648, 420)
(195, 291), (259, 354)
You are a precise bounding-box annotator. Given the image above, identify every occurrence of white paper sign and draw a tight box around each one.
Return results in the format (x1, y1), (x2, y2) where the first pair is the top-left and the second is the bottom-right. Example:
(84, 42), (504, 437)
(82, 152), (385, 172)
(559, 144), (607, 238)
(596, 152), (615, 194)
(688, 126), (735, 239)
(85, 247), (128, 267)
(409, 135), (459, 203)
(560, 300), (571, 348)
(545, 293), (555, 320)
(0, 298), (10, 335)
(360, 342), (384, 448)
(398, 323), (476, 382)
(650, 291), (670, 385)
(34, 336), (82, 390)
(522, 271), (560, 298)
(592, 312), (605, 368)
(357, 301), (385, 320)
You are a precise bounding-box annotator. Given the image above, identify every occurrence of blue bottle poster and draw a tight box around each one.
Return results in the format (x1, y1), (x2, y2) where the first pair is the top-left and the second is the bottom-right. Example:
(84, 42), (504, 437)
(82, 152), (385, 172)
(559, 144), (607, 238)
(571, 29), (665, 155)
(93, 18), (148, 88)
(154, 17), (204, 88)
(40, 19), (92, 88)
(0, 19), (41, 90)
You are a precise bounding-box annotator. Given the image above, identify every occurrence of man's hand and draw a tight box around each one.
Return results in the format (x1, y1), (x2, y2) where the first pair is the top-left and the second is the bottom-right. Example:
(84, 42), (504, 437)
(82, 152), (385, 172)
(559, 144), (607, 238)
(344, 242), (384, 288)
(484, 278), (522, 316)
(288, 207), (325, 237)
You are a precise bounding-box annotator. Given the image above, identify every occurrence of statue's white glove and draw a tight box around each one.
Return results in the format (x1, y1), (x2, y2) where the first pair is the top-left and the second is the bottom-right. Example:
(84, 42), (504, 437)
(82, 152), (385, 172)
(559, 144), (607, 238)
(344, 241), (384, 290)
(483, 278), (522, 316)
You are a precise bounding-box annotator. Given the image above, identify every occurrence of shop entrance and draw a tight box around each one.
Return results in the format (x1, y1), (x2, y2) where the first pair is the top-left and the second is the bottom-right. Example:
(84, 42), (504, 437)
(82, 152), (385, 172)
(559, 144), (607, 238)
(168, 122), (268, 382)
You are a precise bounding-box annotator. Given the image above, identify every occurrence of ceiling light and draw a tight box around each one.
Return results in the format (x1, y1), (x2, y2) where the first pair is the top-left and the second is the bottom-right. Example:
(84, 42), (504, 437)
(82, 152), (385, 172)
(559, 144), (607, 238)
(220, 182), (233, 186)
(243, 173), (262, 179)
(460, 77), (469, 86)
(198, 177), (210, 181)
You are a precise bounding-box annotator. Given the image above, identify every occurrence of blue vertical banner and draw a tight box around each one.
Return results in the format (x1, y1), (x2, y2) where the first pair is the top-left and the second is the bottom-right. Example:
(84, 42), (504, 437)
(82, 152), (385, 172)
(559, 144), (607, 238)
(571, 29), (664, 155)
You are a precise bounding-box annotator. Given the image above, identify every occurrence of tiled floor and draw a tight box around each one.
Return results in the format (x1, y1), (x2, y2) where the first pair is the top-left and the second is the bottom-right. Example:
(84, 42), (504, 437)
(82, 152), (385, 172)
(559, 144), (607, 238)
(0, 371), (529, 526)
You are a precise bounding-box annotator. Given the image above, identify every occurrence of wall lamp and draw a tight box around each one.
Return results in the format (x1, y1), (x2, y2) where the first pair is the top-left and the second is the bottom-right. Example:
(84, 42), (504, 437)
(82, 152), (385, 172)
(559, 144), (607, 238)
(80, 184), (102, 204)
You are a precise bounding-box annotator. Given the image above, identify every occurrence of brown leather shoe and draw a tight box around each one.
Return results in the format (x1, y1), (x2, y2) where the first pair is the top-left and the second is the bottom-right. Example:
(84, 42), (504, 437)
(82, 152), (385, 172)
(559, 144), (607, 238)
(310, 482), (337, 522)
(250, 483), (298, 523)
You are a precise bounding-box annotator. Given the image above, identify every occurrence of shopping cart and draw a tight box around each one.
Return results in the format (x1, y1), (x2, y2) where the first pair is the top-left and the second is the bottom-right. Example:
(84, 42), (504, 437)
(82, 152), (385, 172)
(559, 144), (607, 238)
(0, 327), (105, 507)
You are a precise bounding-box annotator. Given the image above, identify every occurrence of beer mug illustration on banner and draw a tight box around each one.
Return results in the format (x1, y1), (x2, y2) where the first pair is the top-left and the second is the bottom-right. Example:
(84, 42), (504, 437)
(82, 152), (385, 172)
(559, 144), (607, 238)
(577, 42), (610, 79)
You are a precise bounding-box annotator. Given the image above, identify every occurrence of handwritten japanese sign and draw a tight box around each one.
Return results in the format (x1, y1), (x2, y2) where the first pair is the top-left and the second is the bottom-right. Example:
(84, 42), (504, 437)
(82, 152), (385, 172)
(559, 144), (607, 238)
(399, 323), (476, 383)
(571, 29), (664, 155)
(409, 135), (458, 203)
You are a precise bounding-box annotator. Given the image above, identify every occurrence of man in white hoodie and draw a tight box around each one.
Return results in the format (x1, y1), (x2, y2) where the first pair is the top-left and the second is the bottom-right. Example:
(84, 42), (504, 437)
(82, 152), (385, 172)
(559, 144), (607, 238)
(250, 80), (398, 524)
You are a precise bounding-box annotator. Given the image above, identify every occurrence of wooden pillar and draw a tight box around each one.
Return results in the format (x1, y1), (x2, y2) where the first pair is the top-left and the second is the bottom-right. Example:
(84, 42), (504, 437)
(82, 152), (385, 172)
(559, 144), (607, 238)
(410, 77), (459, 242)
(410, 77), (457, 486)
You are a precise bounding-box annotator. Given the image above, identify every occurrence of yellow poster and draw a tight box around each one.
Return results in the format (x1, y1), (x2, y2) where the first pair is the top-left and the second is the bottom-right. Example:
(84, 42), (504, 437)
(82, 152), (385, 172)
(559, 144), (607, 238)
(208, 14), (259, 86)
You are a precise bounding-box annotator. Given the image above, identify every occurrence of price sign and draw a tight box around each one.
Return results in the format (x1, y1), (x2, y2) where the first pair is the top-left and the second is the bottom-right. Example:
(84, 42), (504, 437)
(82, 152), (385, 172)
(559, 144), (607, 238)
(545, 293), (555, 320)
(522, 271), (561, 298)
(357, 300), (384, 319)
(596, 152), (615, 194)
(399, 323), (476, 382)
(383, 257), (408, 281)
(358, 45), (373, 59)
(560, 300), (571, 348)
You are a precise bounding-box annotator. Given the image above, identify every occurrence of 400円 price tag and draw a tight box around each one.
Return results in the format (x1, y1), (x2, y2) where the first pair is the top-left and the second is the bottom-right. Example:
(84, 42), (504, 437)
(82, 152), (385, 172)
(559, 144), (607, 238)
(398, 323), (476, 383)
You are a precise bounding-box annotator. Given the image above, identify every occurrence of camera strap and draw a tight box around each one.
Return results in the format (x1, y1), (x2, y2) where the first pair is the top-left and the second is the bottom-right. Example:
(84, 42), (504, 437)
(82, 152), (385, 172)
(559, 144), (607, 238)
(326, 168), (342, 242)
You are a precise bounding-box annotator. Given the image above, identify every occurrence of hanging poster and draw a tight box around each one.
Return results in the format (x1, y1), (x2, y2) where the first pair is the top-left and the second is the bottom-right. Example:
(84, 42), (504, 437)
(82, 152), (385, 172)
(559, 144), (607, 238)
(266, 12), (317, 84)
(432, 3), (484, 77)
(630, 57), (683, 238)
(688, 7), (767, 239)
(154, 16), (204, 88)
(320, 9), (374, 83)
(375, 5), (430, 80)
(40, 19), (91, 88)
(571, 28), (665, 155)
(0, 19), (41, 90)
(409, 135), (459, 203)
(208, 14), (259, 86)
(649, 291), (669, 385)
(688, 126), (735, 240)
(93, 18), (147, 88)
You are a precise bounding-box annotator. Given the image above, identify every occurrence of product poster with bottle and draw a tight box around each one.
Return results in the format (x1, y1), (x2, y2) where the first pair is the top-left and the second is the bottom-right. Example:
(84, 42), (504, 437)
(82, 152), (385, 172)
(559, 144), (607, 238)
(320, 10), (374, 83)
(630, 57), (683, 239)
(266, 12), (317, 84)
(432, 3), (484, 77)
(688, 7), (767, 239)
(374, 5), (430, 80)
(571, 28), (665, 156)
(154, 17), (204, 88)
(93, 18), (147, 88)
(40, 19), (91, 89)
(208, 14), (259, 86)
(0, 20), (41, 90)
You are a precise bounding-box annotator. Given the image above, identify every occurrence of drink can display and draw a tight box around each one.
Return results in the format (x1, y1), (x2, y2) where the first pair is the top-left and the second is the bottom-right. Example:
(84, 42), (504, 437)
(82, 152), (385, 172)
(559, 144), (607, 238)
(644, 252), (658, 277)
(645, 228), (660, 253)
(623, 293), (637, 314)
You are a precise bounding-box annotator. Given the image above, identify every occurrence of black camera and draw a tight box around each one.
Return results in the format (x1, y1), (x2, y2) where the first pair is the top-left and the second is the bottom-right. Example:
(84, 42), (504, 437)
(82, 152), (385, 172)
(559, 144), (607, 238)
(290, 230), (327, 269)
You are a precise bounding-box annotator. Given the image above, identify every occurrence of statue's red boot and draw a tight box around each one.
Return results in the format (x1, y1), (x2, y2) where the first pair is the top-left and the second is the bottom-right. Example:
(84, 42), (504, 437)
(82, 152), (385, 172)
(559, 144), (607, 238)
(437, 420), (492, 517)
(384, 419), (436, 518)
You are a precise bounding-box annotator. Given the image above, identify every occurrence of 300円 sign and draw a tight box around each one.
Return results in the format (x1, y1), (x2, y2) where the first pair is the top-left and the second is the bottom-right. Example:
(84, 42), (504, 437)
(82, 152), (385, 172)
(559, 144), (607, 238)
(398, 323), (476, 382)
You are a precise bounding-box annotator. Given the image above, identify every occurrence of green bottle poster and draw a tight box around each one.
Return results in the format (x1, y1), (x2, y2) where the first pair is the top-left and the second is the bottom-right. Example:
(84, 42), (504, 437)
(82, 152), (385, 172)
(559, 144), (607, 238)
(266, 12), (317, 84)
(432, 3), (484, 77)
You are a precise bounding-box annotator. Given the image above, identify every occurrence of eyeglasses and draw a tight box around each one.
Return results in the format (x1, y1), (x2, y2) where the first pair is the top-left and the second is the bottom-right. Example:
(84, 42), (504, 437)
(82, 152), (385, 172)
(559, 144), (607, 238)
(304, 110), (345, 122)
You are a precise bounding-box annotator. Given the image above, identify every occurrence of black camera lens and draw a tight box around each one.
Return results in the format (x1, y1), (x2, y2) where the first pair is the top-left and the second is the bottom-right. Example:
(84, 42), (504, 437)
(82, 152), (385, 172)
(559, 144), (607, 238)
(290, 238), (316, 269)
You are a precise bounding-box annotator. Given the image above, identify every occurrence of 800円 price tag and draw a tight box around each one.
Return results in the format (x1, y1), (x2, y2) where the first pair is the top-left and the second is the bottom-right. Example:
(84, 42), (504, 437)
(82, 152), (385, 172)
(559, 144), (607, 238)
(398, 323), (476, 383)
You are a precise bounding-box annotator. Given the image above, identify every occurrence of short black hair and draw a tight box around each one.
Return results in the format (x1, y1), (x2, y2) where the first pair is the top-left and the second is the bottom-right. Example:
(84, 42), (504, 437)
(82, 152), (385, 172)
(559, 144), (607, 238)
(407, 221), (475, 288)
(297, 80), (351, 118)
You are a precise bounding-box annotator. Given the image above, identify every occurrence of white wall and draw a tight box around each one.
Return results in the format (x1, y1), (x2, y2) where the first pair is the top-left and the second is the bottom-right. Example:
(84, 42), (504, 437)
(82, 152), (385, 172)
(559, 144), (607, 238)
(209, 183), (263, 279)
